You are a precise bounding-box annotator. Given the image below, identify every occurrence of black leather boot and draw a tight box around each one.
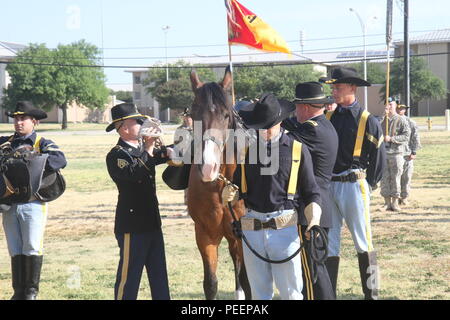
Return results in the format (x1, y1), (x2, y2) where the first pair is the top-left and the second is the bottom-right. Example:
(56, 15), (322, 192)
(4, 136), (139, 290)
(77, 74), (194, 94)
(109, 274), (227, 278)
(357, 251), (379, 300)
(24, 255), (43, 300)
(324, 256), (340, 298)
(11, 255), (25, 300)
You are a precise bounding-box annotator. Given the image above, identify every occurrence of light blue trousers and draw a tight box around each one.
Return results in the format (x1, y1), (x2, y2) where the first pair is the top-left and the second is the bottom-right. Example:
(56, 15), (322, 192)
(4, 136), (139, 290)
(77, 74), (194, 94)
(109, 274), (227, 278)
(1, 201), (48, 257)
(327, 169), (374, 257)
(242, 208), (303, 300)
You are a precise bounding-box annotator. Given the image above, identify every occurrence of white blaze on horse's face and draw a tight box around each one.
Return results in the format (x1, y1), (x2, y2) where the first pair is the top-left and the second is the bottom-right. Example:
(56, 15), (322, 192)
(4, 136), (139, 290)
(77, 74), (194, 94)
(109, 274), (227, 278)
(201, 128), (224, 182)
(201, 139), (221, 182)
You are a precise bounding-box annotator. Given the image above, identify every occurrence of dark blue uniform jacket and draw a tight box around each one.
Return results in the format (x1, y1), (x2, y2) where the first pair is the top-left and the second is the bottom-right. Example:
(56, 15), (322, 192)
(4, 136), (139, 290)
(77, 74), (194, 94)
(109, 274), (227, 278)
(283, 114), (338, 228)
(106, 138), (167, 234)
(232, 131), (321, 214)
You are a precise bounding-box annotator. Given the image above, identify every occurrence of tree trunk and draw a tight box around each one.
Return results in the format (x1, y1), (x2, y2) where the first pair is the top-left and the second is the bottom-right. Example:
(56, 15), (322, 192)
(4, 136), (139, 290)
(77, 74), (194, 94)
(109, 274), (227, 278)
(61, 103), (68, 130)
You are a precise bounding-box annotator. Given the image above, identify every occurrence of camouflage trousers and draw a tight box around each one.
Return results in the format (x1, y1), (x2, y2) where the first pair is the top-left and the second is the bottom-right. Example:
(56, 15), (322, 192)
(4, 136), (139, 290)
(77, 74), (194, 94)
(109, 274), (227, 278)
(380, 153), (405, 198)
(401, 158), (414, 199)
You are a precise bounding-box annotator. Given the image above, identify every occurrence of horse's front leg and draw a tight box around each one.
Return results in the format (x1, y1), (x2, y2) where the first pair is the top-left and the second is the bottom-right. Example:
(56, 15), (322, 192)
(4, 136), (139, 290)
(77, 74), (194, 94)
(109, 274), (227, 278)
(226, 234), (252, 300)
(195, 223), (221, 300)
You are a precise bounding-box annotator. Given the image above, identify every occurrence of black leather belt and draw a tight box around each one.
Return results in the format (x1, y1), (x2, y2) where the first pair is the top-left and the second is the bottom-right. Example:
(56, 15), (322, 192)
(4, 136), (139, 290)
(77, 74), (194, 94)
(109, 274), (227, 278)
(331, 171), (366, 183)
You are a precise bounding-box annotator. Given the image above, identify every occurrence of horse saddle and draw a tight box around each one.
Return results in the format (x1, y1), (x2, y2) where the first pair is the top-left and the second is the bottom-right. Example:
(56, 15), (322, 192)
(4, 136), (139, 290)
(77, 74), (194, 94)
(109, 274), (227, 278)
(0, 146), (65, 204)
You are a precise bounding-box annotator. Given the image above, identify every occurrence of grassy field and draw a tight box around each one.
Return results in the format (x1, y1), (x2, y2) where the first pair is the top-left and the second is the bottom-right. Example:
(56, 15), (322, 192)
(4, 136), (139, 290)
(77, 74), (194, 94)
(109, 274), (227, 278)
(0, 127), (449, 300)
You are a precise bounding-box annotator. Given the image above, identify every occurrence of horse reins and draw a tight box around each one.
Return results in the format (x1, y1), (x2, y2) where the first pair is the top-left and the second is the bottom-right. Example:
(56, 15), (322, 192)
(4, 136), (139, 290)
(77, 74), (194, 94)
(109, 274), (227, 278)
(218, 173), (328, 282)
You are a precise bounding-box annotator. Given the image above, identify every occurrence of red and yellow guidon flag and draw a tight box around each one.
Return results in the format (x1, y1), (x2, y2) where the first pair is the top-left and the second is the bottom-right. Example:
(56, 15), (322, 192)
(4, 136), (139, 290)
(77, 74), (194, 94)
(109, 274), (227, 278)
(225, 0), (291, 54)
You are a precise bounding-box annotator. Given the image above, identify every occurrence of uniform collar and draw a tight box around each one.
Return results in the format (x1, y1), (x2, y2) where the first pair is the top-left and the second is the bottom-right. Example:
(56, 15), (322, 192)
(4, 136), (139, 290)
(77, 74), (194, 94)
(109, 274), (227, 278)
(336, 100), (361, 118)
(309, 113), (326, 121)
(13, 131), (37, 143)
(118, 138), (143, 156)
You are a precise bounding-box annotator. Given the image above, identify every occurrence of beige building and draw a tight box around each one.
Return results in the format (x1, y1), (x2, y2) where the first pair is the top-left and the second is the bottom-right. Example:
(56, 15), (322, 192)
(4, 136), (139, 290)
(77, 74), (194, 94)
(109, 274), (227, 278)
(0, 41), (27, 122)
(395, 29), (450, 116)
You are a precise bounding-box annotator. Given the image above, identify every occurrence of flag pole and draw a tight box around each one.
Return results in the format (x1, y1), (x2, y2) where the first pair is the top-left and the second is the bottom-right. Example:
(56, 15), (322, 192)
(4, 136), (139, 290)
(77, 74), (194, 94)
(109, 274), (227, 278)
(385, 0), (393, 135)
(228, 43), (236, 105)
(385, 43), (391, 134)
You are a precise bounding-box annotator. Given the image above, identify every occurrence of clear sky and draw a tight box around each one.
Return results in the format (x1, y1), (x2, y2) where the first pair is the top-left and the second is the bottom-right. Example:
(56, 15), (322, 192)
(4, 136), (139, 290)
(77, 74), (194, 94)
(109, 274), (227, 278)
(1, 0), (449, 91)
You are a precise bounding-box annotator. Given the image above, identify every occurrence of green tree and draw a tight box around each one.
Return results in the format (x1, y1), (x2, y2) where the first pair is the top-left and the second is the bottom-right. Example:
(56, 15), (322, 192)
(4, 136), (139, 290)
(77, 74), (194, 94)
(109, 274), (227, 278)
(3, 40), (109, 129)
(345, 62), (386, 85)
(110, 90), (133, 103)
(233, 64), (324, 101)
(144, 60), (216, 111)
(380, 56), (447, 106)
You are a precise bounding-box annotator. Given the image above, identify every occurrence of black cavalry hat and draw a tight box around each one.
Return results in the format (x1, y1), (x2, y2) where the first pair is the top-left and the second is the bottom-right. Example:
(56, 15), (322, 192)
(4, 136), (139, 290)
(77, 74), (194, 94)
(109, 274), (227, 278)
(238, 93), (295, 130)
(7, 101), (47, 120)
(106, 103), (147, 132)
(320, 67), (371, 87)
(293, 81), (334, 106)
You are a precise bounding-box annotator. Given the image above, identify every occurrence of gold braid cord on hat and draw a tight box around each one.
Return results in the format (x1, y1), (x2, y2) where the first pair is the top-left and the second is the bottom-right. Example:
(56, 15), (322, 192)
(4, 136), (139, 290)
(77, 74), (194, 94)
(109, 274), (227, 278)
(139, 117), (164, 148)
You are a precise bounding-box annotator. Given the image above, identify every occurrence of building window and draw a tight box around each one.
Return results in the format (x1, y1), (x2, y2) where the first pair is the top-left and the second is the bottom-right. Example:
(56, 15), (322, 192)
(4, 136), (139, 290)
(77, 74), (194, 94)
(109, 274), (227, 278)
(134, 91), (141, 100)
(134, 75), (141, 85)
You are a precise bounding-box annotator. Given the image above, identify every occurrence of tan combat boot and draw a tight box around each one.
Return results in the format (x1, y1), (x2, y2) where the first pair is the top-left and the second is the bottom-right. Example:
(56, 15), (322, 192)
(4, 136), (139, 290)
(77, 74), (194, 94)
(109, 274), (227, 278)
(399, 198), (409, 206)
(390, 197), (401, 212)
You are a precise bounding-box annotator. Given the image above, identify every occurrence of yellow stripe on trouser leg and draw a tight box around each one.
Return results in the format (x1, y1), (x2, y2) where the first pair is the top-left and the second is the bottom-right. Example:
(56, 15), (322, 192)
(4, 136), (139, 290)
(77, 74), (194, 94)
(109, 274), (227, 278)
(117, 233), (131, 300)
(298, 226), (314, 300)
(358, 180), (373, 252)
(38, 202), (48, 256)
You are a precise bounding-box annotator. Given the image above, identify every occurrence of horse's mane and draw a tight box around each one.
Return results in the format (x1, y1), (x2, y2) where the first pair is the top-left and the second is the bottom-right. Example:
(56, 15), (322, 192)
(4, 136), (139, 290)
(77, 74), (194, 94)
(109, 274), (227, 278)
(196, 82), (231, 115)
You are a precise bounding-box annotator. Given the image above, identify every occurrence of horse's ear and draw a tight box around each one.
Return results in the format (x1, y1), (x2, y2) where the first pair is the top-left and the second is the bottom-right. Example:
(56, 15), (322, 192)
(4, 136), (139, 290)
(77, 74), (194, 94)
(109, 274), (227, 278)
(190, 69), (203, 91)
(220, 65), (233, 91)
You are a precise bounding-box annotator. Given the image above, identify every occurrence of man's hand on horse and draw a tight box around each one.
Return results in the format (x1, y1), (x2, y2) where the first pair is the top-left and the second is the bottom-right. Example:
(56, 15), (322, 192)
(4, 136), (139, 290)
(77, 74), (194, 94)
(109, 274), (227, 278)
(304, 202), (322, 241)
(221, 184), (238, 206)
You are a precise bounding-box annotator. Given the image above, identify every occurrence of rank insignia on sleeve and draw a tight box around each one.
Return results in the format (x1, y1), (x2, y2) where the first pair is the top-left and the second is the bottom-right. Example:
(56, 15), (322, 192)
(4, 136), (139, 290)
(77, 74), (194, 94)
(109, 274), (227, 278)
(117, 159), (129, 169)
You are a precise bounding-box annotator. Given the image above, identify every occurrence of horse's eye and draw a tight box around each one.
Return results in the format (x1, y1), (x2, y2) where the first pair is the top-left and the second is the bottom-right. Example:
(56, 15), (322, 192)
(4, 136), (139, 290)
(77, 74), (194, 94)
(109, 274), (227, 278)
(224, 114), (230, 119)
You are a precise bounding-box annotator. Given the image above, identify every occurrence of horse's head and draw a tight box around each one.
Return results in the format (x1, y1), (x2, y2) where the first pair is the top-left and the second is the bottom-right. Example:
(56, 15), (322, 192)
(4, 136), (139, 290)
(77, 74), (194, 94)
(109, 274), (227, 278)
(190, 68), (234, 182)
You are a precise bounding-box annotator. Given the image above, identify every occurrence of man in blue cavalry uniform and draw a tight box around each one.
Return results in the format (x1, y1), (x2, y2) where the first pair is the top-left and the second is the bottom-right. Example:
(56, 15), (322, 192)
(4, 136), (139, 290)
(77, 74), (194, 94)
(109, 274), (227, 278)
(106, 103), (173, 300)
(0, 101), (67, 300)
(282, 82), (338, 300)
(321, 67), (386, 300)
(223, 93), (321, 300)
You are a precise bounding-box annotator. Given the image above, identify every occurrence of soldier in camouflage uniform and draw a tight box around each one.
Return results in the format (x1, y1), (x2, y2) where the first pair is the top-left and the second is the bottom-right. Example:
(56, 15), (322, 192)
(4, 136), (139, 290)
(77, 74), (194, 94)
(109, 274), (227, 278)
(396, 104), (421, 206)
(380, 100), (411, 211)
(173, 108), (193, 215)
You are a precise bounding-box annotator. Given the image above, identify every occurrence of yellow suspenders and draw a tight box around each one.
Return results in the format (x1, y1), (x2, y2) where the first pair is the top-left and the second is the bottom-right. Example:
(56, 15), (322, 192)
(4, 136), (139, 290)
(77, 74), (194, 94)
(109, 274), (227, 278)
(325, 110), (370, 159)
(33, 136), (42, 153)
(353, 111), (370, 158)
(325, 111), (334, 121)
(287, 140), (302, 200)
(240, 140), (302, 199)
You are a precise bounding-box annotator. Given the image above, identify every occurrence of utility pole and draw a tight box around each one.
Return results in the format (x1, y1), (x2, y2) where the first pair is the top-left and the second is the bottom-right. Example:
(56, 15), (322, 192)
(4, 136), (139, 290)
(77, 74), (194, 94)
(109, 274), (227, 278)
(299, 30), (304, 54)
(404, 0), (410, 116)
(162, 25), (170, 122)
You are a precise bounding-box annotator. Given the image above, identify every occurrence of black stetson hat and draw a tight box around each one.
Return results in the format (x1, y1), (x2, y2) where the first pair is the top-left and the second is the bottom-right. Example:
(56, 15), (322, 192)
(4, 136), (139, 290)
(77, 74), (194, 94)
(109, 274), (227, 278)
(320, 67), (371, 87)
(293, 81), (334, 106)
(238, 93), (295, 130)
(106, 103), (147, 132)
(7, 101), (47, 120)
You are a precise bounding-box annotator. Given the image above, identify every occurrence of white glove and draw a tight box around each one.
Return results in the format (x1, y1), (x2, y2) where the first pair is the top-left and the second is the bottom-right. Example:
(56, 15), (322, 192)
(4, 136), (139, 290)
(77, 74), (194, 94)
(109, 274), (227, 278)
(221, 185), (238, 206)
(304, 202), (322, 232)
(139, 117), (163, 138)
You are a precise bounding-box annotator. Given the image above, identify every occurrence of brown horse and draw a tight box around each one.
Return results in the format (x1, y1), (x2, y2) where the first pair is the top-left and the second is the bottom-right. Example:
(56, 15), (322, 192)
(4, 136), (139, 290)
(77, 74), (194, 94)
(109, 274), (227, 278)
(187, 68), (251, 300)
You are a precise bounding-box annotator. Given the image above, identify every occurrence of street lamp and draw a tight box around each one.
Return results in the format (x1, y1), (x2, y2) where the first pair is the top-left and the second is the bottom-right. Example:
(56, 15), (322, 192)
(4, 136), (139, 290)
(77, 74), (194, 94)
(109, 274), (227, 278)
(162, 25), (170, 122)
(349, 8), (377, 110)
